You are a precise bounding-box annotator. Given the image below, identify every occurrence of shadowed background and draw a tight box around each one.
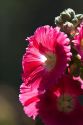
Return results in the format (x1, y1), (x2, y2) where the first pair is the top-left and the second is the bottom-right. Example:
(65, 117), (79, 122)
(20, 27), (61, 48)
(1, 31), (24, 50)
(0, 0), (83, 125)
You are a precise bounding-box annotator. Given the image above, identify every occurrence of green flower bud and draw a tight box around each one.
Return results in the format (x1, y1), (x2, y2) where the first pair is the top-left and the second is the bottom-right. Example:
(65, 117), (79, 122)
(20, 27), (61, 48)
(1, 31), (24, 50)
(76, 14), (83, 20)
(63, 22), (74, 33)
(55, 16), (63, 25)
(60, 11), (71, 21)
(72, 17), (78, 25)
(66, 8), (75, 19)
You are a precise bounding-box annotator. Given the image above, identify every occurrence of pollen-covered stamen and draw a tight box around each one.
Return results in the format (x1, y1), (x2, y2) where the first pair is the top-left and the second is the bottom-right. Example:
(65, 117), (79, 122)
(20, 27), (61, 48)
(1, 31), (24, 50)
(44, 52), (56, 71)
(57, 94), (74, 113)
(80, 39), (83, 50)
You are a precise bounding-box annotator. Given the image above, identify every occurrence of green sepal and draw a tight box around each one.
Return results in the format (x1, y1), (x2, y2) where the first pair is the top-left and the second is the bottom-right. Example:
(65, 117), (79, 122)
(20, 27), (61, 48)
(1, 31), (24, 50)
(69, 54), (81, 77)
(35, 116), (44, 125)
(80, 67), (83, 79)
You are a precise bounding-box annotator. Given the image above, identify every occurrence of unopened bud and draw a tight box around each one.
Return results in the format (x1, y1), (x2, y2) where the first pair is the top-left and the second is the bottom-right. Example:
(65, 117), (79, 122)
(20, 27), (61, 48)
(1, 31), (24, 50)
(76, 54), (81, 60)
(72, 17), (78, 25)
(55, 16), (63, 25)
(76, 14), (83, 20)
(60, 11), (71, 21)
(67, 8), (75, 19)
(63, 22), (74, 33)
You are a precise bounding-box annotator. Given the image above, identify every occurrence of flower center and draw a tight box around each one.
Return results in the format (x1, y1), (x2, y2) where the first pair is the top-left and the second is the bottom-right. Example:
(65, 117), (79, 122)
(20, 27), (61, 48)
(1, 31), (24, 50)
(80, 39), (83, 50)
(57, 94), (74, 113)
(44, 52), (56, 71)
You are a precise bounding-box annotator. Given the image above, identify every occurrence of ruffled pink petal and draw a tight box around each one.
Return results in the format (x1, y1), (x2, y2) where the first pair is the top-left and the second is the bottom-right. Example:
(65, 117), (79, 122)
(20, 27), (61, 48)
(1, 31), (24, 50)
(19, 77), (42, 119)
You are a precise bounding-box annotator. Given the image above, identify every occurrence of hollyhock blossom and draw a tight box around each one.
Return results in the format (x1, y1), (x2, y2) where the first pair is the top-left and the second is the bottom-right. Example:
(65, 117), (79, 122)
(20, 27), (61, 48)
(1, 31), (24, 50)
(22, 25), (71, 90)
(37, 75), (83, 125)
(73, 23), (83, 59)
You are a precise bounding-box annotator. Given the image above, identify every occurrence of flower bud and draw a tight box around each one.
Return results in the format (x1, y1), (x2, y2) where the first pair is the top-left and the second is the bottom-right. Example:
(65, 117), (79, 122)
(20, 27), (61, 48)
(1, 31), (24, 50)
(55, 16), (63, 25)
(63, 22), (74, 33)
(60, 11), (71, 22)
(66, 8), (75, 19)
(76, 14), (83, 20)
(72, 17), (78, 25)
(60, 8), (75, 22)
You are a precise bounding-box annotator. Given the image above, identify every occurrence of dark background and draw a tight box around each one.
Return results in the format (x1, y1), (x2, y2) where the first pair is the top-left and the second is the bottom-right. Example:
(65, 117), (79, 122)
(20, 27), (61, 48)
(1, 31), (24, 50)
(0, 0), (83, 125)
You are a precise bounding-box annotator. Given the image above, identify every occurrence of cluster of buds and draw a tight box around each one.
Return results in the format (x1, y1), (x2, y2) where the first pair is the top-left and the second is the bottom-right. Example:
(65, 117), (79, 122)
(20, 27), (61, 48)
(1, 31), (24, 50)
(55, 8), (83, 84)
(55, 8), (83, 34)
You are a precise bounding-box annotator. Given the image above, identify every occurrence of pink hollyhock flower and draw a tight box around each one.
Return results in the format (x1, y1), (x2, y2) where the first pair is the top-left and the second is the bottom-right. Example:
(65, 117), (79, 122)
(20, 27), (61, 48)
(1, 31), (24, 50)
(22, 25), (71, 90)
(37, 75), (83, 125)
(73, 23), (83, 59)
